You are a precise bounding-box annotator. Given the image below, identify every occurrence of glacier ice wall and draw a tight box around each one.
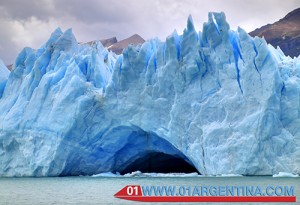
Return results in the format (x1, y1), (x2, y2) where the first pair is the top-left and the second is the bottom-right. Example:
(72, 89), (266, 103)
(0, 12), (300, 176)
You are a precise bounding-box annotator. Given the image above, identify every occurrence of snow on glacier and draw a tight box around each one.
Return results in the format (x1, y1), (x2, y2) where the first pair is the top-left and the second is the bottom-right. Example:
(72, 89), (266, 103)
(0, 12), (300, 176)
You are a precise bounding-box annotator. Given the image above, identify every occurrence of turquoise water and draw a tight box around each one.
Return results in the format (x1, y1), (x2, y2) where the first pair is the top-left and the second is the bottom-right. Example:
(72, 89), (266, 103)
(0, 176), (299, 205)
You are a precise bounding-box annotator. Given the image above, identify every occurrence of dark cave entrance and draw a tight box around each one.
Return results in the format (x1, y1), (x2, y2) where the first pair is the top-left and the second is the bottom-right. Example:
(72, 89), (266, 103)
(60, 126), (201, 176)
(120, 151), (199, 175)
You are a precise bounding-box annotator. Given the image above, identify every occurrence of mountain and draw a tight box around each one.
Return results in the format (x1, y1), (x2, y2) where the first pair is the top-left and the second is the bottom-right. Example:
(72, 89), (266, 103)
(0, 13), (300, 177)
(107, 34), (145, 54)
(250, 8), (300, 58)
(100, 36), (118, 47)
(87, 34), (145, 54)
(6, 64), (12, 71)
(87, 36), (117, 47)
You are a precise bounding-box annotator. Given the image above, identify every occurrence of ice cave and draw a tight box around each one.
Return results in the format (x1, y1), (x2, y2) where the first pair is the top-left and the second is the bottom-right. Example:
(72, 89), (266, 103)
(58, 126), (198, 176)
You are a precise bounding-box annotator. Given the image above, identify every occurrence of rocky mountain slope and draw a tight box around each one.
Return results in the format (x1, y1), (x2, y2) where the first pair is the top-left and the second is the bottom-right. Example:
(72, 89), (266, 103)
(107, 34), (145, 54)
(87, 36), (118, 47)
(250, 8), (300, 58)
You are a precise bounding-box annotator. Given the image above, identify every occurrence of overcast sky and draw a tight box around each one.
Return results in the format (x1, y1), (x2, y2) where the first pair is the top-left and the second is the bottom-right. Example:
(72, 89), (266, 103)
(0, 0), (299, 64)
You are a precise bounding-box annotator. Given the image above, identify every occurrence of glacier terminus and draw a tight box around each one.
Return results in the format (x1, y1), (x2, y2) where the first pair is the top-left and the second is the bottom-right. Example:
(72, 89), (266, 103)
(0, 12), (300, 176)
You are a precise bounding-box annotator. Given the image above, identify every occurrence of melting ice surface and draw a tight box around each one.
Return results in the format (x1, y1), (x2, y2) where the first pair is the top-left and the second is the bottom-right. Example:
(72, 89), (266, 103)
(0, 12), (300, 176)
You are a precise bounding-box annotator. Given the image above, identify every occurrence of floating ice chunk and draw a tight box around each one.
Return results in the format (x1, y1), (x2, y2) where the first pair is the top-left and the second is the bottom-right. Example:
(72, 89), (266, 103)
(92, 171), (201, 177)
(145, 172), (201, 177)
(92, 172), (121, 177)
(123, 171), (144, 177)
(273, 172), (299, 177)
(217, 174), (243, 177)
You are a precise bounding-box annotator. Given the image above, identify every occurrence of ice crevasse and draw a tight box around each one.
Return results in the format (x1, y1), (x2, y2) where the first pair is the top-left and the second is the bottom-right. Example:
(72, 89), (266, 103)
(0, 12), (300, 176)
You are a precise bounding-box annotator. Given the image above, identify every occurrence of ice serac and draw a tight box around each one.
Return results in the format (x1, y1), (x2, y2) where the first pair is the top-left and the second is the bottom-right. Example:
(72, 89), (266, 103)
(0, 59), (9, 98)
(0, 12), (300, 176)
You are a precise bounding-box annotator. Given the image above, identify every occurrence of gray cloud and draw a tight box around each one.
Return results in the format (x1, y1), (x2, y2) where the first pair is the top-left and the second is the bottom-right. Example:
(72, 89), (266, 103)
(0, 19), (19, 66)
(0, 0), (299, 64)
(0, 0), (53, 20)
(52, 0), (135, 23)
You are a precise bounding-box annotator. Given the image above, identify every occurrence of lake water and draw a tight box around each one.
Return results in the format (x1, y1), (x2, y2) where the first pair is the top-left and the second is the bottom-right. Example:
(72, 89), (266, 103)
(0, 176), (299, 205)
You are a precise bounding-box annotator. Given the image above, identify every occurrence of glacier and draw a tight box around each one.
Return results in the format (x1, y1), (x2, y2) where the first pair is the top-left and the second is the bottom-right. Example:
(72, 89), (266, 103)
(0, 12), (300, 176)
